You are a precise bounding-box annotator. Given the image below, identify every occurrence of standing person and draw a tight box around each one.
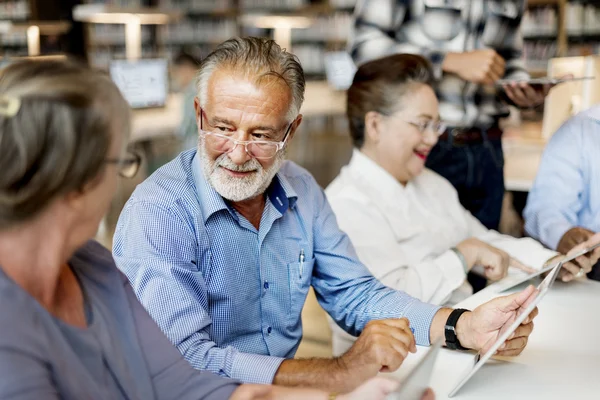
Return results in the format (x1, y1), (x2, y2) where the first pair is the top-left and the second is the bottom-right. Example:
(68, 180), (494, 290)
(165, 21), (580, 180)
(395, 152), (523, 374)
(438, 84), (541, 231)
(0, 58), (413, 400)
(173, 51), (202, 150)
(350, 0), (550, 231)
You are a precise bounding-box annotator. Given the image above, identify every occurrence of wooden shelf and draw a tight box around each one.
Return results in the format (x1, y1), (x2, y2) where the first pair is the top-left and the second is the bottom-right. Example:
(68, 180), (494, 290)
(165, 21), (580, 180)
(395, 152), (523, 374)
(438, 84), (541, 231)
(523, 34), (558, 41)
(527, 0), (561, 7)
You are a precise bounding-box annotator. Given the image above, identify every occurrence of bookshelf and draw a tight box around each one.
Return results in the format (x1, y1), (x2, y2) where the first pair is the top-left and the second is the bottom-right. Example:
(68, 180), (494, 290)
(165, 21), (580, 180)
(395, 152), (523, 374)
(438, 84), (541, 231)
(79, 0), (354, 79)
(0, 0), (71, 58)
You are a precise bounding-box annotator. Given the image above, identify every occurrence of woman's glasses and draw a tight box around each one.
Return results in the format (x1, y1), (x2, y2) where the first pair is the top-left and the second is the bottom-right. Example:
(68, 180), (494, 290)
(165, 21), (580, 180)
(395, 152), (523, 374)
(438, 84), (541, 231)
(405, 120), (447, 136)
(105, 151), (142, 178)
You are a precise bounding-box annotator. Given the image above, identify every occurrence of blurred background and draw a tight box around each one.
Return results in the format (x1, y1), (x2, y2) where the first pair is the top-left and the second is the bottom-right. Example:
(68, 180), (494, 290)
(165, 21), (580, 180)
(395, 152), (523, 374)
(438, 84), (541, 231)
(2, 0), (600, 359)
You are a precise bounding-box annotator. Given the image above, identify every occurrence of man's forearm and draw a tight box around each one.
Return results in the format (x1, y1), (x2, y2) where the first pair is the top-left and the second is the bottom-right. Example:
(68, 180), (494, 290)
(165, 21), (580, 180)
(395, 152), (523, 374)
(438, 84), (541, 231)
(273, 358), (349, 393)
(429, 308), (477, 350)
(429, 308), (452, 345)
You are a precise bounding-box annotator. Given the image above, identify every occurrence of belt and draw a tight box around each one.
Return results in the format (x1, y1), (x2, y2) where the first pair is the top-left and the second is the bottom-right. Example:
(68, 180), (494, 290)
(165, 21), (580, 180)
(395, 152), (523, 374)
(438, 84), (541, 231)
(439, 126), (503, 145)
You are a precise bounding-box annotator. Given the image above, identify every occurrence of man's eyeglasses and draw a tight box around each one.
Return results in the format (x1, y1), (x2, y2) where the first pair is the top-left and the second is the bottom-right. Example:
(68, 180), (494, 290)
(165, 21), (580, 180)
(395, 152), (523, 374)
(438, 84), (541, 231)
(199, 109), (293, 160)
(405, 119), (447, 136)
(105, 151), (142, 178)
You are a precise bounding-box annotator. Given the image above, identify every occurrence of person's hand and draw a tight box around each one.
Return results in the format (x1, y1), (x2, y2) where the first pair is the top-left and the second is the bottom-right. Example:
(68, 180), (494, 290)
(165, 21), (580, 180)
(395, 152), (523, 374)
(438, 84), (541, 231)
(455, 238), (535, 281)
(339, 319), (416, 383)
(230, 384), (273, 400)
(503, 82), (549, 108)
(556, 227), (600, 280)
(577, 232), (600, 264)
(544, 253), (591, 283)
(455, 285), (539, 356)
(557, 227), (595, 255)
(442, 50), (506, 84)
(339, 378), (434, 400)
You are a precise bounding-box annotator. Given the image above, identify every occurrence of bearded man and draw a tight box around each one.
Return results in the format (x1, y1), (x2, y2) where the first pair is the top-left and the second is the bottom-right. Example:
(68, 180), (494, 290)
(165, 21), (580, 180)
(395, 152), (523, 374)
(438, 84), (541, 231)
(113, 37), (539, 394)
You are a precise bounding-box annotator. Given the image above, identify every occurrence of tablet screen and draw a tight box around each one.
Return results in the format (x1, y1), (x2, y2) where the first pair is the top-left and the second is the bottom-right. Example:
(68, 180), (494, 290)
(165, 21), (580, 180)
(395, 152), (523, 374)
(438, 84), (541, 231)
(387, 340), (442, 400)
(448, 261), (562, 397)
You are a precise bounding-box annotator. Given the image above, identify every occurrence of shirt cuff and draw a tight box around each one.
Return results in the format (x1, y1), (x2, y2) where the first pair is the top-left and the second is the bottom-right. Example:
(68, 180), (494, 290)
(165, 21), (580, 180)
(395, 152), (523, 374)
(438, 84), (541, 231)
(230, 352), (285, 384)
(401, 300), (442, 347)
(545, 222), (575, 251)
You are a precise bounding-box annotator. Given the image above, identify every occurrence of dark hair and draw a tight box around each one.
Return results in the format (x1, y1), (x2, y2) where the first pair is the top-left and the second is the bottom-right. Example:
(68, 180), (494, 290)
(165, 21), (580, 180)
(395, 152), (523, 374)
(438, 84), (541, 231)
(173, 51), (201, 67)
(346, 53), (434, 148)
(0, 59), (130, 228)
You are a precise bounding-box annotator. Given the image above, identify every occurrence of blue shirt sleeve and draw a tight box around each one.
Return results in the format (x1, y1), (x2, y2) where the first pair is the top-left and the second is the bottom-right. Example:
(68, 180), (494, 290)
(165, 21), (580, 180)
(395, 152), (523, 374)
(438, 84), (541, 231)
(524, 117), (585, 250)
(113, 201), (284, 384)
(123, 275), (241, 400)
(306, 176), (441, 346)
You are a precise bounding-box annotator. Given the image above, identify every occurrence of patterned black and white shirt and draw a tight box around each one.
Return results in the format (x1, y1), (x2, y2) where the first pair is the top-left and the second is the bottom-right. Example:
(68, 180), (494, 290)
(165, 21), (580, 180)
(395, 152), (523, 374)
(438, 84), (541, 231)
(350, 0), (529, 128)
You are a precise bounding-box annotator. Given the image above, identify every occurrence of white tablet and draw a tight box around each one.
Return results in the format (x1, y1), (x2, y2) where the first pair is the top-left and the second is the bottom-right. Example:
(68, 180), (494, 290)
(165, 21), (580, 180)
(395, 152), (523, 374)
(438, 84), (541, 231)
(448, 260), (563, 397)
(496, 76), (595, 86)
(498, 241), (600, 292)
(387, 340), (443, 400)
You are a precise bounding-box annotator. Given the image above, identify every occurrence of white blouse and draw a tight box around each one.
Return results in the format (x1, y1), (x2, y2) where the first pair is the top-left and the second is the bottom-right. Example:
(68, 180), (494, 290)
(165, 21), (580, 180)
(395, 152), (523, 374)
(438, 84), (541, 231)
(325, 149), (557, 355)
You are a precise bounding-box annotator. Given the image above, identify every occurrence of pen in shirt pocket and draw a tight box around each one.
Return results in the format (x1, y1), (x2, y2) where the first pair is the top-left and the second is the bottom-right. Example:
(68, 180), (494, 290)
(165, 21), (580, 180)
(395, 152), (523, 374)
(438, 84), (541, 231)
(298, 249), (305, 279)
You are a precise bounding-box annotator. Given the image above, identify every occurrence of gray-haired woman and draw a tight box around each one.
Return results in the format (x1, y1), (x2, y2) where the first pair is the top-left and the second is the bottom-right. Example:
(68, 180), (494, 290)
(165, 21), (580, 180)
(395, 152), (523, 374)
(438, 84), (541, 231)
(0, 59), (405, 400)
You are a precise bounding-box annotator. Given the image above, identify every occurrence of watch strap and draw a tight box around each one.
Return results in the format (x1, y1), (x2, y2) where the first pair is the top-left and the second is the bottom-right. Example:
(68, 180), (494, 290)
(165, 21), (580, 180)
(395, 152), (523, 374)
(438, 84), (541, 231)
(445, 308), (470, 350)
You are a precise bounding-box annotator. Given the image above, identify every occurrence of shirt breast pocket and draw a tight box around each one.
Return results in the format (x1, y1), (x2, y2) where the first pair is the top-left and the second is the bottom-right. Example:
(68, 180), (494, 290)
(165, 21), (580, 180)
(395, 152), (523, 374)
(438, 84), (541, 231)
(482, 1), (523, 48)
(287, 257), (315, 328)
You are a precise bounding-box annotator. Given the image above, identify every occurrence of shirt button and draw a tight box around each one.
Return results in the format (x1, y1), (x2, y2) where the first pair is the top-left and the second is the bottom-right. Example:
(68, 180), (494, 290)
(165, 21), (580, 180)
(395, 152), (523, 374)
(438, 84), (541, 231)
(264, 281), (269, 289)
(267, 326), (272, 334)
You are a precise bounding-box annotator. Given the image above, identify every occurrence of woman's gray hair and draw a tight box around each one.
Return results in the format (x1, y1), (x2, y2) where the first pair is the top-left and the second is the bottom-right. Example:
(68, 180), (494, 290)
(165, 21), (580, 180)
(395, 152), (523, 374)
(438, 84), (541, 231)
(0, 59), (130, 229)
(196, 37), (305, 121)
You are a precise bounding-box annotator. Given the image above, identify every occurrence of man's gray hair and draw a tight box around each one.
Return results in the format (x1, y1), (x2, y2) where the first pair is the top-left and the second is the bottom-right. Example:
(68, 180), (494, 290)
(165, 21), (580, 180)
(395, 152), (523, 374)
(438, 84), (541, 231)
(196, 37), (306, 121)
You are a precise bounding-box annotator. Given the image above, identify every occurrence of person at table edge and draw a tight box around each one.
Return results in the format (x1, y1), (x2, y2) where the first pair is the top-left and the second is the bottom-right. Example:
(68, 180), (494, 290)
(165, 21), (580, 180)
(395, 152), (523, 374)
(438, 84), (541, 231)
(524, 105), (600, 281)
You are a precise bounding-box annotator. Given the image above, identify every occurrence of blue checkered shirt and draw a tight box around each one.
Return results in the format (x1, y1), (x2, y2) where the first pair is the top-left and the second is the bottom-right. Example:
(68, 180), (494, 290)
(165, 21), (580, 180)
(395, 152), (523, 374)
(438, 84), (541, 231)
(113, 149), (441, 384)
(351, 0), (529, 127)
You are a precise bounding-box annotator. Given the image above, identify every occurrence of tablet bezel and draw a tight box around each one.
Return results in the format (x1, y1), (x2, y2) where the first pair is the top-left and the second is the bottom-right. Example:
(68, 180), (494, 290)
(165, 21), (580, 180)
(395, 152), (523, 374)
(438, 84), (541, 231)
(448, 261), (563, 397)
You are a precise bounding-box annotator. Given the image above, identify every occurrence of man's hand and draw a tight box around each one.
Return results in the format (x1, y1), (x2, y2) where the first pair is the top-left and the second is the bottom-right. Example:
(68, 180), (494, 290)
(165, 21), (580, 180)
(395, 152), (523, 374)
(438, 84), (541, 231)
(340, 378), (434, 400)
(557, 227), (595, 255)
(455, 285), (539, 356)
(230, 384), (273, 400)
(544, 253), (591, 283)
(340, 319), (417, 382)
(442, 50), (506, 84)
(555, 227), (599, 280)
(230, 378), (434, 400)
(503, 82), (549, 108)
(273, 319), (416, 393)
(455, 238), (534, 281)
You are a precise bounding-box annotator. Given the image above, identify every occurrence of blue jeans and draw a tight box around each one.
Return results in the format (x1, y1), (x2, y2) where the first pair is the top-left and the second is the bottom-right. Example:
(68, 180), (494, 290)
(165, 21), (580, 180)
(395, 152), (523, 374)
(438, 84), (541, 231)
(425, 135), (505, 231)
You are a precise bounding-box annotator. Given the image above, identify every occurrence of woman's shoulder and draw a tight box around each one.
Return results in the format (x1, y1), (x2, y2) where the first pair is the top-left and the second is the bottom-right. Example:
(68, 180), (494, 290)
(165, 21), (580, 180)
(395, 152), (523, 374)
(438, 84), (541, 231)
(0, 272), (50, 355)
(71, 240), (129, 288)
(416, 169), (459, 196)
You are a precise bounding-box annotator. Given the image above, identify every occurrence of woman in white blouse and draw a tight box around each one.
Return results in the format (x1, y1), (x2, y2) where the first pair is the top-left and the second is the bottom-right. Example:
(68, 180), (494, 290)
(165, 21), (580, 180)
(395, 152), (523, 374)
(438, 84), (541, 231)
(326, 54), (595, 355)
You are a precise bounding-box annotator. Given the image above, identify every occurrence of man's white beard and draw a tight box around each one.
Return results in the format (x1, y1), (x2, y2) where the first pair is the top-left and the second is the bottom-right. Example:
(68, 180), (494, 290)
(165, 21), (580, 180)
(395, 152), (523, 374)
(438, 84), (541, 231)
(198, 139), (285, 202)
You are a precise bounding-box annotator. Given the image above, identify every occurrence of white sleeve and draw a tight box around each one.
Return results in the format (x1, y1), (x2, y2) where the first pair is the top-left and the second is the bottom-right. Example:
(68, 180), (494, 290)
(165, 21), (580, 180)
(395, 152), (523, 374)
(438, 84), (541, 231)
(329, 196), (466, 305)
(464, 207), (557, 271)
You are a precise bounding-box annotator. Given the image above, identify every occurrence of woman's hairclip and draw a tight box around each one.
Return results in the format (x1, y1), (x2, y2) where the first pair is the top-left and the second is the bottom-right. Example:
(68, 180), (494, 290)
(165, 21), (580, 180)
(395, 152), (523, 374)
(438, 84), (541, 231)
(0, 96), (21, 117)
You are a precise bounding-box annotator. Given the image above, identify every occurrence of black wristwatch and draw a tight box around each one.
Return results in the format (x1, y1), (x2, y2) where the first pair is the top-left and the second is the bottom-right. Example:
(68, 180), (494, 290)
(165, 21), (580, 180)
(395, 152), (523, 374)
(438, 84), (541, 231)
(445, 308), (470, 350)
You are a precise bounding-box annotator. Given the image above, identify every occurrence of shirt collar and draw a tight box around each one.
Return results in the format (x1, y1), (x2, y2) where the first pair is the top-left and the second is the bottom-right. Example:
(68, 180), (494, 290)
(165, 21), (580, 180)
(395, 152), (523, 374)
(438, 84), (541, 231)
(191, 152), (299, 222)
(347, 148), (409, 197)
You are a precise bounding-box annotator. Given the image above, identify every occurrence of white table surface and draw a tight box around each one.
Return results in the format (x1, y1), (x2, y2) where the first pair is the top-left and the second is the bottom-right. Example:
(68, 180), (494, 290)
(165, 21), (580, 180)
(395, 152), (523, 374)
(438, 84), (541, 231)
(383, 277), (600, 400)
